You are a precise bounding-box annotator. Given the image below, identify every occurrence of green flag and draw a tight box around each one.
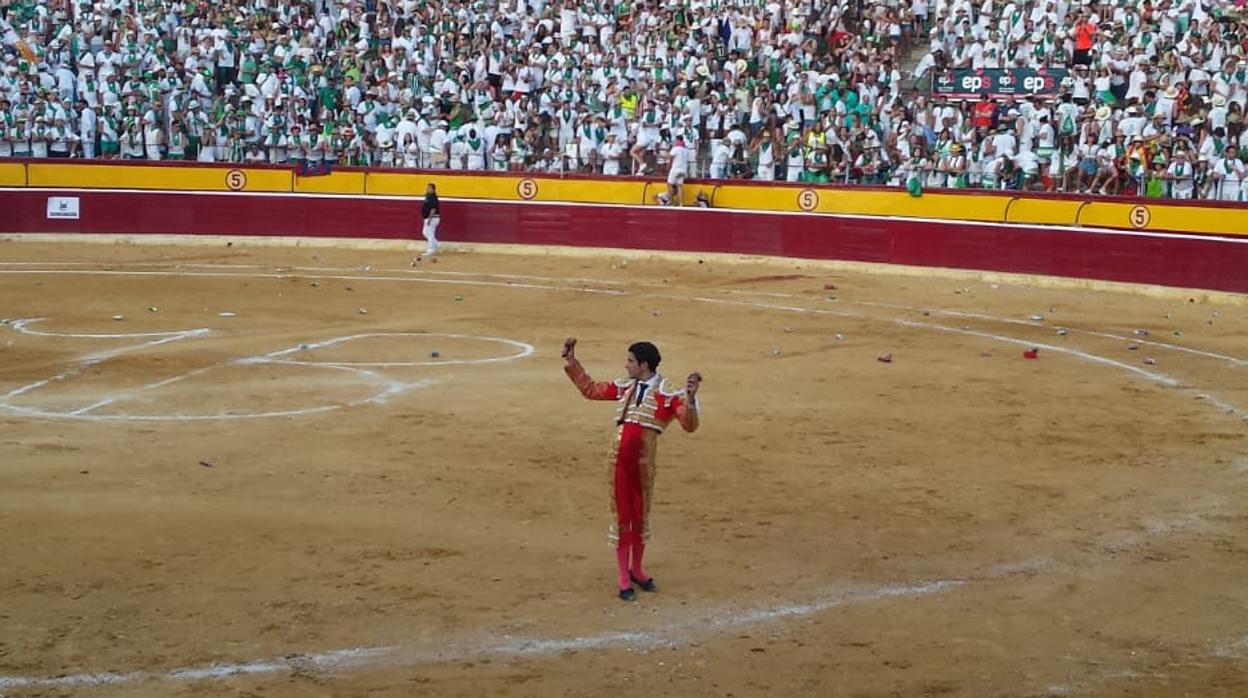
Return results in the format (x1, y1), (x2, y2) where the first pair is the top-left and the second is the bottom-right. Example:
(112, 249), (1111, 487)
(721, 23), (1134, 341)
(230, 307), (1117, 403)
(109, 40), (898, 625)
(907, 175), (923, 197)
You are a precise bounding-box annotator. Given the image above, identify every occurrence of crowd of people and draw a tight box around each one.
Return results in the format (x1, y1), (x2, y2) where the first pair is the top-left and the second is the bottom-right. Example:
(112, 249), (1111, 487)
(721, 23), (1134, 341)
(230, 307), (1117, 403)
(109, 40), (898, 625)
(911, 0), (1248, 200)
(2, 0), (1247, 201)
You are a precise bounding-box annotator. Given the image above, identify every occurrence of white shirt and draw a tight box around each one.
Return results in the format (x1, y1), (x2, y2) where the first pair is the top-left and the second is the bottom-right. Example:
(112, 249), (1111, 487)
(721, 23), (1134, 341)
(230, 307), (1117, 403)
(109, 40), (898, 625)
(991, 131), (1018, 159)
(1167, 160), (1194, 197)
(428, 128), (448, 154)
(669, 143), (690, 175)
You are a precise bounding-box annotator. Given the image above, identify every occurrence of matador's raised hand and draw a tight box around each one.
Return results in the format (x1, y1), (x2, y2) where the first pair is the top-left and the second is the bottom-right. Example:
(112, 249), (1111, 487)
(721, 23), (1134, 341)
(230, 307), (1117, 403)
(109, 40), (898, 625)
(562, 337), (577, 363)
(686, 372), (702, 399)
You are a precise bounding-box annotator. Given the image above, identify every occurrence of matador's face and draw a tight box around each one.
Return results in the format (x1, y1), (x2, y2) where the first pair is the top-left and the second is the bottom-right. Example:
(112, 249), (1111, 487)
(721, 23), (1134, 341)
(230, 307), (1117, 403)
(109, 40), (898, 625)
(624, 352), (647, 380)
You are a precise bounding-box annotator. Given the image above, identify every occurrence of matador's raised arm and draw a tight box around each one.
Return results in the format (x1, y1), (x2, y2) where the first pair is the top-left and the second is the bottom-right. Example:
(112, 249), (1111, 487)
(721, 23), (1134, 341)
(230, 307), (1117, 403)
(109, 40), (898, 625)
(562, 337), (620, 400)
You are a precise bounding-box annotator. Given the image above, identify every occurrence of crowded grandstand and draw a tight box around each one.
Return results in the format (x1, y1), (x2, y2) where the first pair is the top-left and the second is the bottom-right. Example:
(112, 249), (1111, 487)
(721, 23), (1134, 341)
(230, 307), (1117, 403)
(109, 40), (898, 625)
(1, 0), (1246, 199)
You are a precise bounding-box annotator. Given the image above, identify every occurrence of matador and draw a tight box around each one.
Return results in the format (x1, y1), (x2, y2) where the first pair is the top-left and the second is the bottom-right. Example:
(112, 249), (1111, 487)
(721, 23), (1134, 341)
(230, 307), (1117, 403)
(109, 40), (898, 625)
(562, 337), (701, 601)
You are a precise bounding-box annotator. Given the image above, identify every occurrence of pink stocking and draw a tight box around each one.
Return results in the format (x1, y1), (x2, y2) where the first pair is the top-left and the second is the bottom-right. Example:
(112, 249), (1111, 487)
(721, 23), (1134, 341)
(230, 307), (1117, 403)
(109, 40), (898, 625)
(629, 541), (648, 582)
(616, 545), (632, 591)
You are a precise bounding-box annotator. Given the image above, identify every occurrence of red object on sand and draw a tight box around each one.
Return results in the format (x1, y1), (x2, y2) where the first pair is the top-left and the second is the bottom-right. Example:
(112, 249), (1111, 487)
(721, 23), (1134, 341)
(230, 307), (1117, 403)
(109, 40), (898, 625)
(877, 353), (893, 363)
(824, 283), (838, 290)
(1023, 348), (1039, 359)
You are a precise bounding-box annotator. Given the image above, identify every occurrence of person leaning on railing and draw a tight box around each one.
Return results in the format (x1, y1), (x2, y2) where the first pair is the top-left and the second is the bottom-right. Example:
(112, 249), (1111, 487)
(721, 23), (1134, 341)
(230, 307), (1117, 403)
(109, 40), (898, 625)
(1210, 144), (1248, 201)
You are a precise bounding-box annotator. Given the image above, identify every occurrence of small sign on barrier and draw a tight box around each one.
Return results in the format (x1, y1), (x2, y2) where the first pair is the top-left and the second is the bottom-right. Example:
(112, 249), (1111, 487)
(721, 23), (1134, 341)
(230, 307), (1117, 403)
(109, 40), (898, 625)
(797, 189), (819, 212)
(47, 196), (80, 220)
(225, 169), (248, 191)
(517, 178), (539, 200)
(1128, 205), (1151, 229)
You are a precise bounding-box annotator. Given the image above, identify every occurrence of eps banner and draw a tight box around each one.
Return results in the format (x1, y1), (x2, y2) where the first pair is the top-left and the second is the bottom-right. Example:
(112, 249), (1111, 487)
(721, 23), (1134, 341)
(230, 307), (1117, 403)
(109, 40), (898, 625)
(46, 196), (81, 220)
(932, 68), (1072, 100)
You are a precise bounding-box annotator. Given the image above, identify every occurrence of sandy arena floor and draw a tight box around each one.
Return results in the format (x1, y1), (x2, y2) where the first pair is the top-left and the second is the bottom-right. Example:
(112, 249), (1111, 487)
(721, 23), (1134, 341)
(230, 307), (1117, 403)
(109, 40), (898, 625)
(1, 238), (1246, 698)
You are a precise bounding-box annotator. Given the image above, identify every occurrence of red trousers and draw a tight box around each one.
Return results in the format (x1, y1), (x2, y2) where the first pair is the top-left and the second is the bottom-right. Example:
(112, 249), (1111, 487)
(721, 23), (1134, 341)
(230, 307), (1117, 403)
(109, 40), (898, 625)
(613, 423), (648, 547)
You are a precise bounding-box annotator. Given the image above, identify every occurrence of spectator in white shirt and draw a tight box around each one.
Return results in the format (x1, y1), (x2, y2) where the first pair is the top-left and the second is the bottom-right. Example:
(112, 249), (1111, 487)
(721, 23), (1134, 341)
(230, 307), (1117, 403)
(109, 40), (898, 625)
(666, 135), (691, 206)
(1166, 150), (1196, 199)
(1209, 144), (1245, 202)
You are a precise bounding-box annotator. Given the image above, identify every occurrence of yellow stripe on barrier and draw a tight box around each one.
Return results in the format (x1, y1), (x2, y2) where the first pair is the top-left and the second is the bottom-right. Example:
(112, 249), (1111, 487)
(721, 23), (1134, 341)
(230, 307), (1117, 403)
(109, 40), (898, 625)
(706, 184), (800, 212)
(1005, 197), (1084, 227)
(0, 162), (26, 186)
(528, 177), (645, 205)
(367, 170), (649, 204)
(27, 163), (292, 193)
(294, 171), (366, 195)
(710, 184), (1009, 222)
(366, 171), (516, 199)
(1125, 202), (1248, 237)
(1076, 201), (1143, 231)
(901, 192), (1009, 222)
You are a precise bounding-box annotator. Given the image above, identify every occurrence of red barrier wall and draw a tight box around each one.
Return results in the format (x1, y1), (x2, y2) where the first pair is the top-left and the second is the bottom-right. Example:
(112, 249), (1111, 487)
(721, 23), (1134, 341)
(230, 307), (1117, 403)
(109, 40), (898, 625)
(2, 189), (1245, 294)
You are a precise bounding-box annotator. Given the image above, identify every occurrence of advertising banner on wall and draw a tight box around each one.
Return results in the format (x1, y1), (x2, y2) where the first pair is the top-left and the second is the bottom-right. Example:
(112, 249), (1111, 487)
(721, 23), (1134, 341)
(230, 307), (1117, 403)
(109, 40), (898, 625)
(931, 68), (1072, 100)
(46, 196), (80, 220)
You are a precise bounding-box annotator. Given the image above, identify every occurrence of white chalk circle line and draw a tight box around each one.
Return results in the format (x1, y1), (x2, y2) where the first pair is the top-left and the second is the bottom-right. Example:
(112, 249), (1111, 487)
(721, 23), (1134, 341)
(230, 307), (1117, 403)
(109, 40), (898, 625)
(264, 332), (535, 367)
(0, 329), (533, 421)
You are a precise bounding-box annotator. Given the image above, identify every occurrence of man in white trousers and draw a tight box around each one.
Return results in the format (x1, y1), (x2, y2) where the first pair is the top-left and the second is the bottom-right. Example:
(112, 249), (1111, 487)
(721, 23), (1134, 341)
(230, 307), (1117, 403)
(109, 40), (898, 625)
(666, 136), (690, 206)
(414, 183), (440, 263)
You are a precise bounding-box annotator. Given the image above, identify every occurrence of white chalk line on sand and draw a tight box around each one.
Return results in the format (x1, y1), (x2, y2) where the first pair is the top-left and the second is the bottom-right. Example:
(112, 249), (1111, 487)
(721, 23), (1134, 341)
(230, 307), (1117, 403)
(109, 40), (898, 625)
(0, 265), (559, 421)
(1, 366), (437, 422)
(1, 262), (1245, 691)
(0, 579), (962, 690)
(0, 646), (396, 690)
(12, 262), (1242, 367)
(259, 332), (535, 368)
(1, 320), (533, 421)
(723, 288), (1248, 368)
(298, 264), (630, 287)
(3, 499), (1232, 692)
(9, 317), (211, 340)
(0, 262), (255, 269)
(0, 259), (629, 288)
(1, 321), (213, 406)
(1, 259), (629, 290)
(676, 294), (1245, 420)
(0, 500), (1233, 690)
(679, 291), (1248, 694)
(0, 268), (627, 295)
(870, 303), (1248, 368)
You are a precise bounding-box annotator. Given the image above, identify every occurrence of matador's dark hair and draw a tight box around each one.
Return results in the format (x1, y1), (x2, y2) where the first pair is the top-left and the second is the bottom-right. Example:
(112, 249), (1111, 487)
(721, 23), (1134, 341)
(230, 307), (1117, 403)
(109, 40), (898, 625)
(628, 341), (661, 371)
